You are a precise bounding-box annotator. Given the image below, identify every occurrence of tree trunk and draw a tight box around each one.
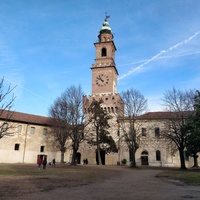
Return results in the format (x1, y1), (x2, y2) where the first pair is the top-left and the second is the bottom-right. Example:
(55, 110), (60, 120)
(60, 151), (65, 163)
(193, 154), (199, 168)
(97, 144), (102, 165)
(71, 142), (79, 165)
(71, 148), (78, 165)
(96, 127), (102, 165)
(130, 148), (137, 168)
(179, 148), (187, 170)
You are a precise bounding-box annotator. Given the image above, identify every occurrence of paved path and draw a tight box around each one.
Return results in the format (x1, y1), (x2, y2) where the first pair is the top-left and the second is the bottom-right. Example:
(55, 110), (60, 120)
(15, 167), (200, 200)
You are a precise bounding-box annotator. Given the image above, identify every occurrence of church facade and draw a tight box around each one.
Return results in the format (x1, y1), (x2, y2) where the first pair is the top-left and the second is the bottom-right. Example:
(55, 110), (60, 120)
(0, 18), (198, 167)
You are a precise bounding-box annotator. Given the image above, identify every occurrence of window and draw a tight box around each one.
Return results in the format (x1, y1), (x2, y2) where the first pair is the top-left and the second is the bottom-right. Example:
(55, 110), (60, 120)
(156, 150), (161, 161)
(43, 128), (47, 136)
(142, 128), (147, 136)
(30, 127), (35, 134)
(2, 123), (8, 133)
(155, 127), (160, 137)
(101, 48), (107, 57)
(14, 143), (20, 151)
(40, 146), (45, 152)
(17, 125), (22, 133)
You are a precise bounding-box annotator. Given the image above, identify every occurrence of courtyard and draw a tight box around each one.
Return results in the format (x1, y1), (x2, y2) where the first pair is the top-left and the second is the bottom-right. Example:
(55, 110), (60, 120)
(0, 164), (200, 200)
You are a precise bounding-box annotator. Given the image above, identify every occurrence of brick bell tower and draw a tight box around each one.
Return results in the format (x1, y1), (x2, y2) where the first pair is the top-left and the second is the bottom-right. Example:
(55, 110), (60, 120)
(92, 16), (117, 95)
(83, 16), (124, 115)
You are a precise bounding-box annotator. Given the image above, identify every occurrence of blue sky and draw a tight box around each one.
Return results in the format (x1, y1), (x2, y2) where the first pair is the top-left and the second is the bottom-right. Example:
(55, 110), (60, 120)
(1, 0), (200, 116)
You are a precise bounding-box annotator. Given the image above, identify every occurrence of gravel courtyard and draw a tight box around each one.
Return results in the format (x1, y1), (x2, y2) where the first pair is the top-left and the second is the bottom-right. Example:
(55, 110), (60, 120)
(5, 165), (200, 200)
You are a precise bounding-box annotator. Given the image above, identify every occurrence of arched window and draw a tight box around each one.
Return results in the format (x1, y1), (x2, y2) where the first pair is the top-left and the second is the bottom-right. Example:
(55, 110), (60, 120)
(142, 150), (148, 155)
(156, 150), (161, 161)
(101, 48), (107, 57)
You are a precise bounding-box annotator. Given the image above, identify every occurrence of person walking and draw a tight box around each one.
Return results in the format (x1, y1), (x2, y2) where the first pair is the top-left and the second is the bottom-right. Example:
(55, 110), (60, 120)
(52, 158), (56, 167)
(37, 157), (42, 170)
(43, 157), (47, 169)
(85, 158), (88, 165)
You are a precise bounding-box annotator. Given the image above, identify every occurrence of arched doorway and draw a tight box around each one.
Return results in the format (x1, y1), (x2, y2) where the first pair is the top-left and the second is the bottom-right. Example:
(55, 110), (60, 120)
(96, 150), (106, 165)
(76, 152), (81, 164)
(141, 150), (149, 166)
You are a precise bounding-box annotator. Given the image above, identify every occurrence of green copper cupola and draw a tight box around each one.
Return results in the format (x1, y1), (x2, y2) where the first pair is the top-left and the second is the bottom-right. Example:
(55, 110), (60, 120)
(98, 16), (114, 42)
(100, 16), (112, 34)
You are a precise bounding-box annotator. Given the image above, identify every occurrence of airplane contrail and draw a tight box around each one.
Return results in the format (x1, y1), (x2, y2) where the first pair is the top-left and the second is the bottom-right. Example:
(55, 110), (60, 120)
(4, 77), (48, 102)
(118, 31), (200, 80)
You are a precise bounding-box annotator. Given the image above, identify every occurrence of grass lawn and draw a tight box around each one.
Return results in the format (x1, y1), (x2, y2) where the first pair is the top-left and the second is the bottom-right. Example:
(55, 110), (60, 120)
(157, 168), (200, 185)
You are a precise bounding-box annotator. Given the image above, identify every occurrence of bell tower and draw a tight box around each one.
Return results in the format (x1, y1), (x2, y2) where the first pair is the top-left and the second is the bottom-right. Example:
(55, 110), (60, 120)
(81, 17), (124, 165)
(92, 16), (118, 95)
(83, 16), (124, 115)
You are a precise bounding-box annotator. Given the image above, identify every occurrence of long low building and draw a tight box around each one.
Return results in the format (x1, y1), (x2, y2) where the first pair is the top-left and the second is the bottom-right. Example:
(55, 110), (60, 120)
(0, 110), (199, 168)
(0, 110), (71, 164)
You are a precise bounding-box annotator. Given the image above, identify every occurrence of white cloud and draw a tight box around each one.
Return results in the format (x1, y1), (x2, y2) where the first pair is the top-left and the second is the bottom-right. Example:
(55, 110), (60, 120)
(118, 31), (200, 80)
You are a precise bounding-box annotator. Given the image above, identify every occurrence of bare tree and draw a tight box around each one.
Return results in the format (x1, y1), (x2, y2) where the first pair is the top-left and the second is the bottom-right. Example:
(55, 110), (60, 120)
(49, 97), (70, 163)
(119, 88), (148, 168)
(161, 87), (195, 169)
(49, 85), (88, 164)
(0, 77), (16, 139)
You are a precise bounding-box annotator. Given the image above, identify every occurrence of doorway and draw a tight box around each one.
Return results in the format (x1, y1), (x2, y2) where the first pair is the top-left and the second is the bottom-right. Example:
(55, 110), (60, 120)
(96, 150), (106, 165)
(37, 154), (47, 163)
(76, 152), (81, 164)
(141, 151), (149, 166)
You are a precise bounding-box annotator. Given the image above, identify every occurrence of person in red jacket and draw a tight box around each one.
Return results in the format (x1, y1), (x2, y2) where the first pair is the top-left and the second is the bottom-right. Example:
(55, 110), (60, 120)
(37, 157), (42, 169)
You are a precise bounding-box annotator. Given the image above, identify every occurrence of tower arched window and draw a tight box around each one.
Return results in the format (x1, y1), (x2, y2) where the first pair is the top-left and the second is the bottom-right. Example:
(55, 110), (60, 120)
(101, 48), (107, 57)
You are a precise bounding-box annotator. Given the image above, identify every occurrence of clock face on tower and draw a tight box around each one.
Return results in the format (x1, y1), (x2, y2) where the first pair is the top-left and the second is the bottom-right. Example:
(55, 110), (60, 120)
(95, 73), (109, 87)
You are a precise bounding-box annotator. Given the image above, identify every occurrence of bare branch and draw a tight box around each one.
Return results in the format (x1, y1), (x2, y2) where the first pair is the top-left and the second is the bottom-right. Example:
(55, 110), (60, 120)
(0, 77), (16, 139)
(49, 85), (88, 164)
(119, 88), (148, 167)
(161, 87), (195, 169)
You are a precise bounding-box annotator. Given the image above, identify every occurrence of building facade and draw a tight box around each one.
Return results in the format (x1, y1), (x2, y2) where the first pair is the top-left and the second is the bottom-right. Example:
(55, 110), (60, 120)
(0, 111), (71, 164)
(0, 17), (199, 167)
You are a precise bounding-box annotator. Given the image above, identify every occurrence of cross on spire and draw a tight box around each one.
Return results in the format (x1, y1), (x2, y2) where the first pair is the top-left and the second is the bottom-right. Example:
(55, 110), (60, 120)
(104, 12), (110, 21)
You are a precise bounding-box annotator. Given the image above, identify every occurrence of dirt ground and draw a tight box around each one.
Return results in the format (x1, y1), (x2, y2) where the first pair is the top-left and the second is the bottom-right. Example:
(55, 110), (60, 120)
(1, 165), (200, 200)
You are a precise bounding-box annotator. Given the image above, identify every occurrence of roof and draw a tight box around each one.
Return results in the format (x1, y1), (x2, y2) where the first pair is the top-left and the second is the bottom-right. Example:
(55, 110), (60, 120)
(0, 110), (193, 126)
(138, 112), (178, 120)
(0, 110), (53, 126)
(120, 111), (193, 120)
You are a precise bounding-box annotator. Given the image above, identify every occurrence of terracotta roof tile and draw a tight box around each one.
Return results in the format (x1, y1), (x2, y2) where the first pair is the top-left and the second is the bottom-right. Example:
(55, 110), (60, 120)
(137, 111), (193, 120)
(118, 111), (193, 120)
(0, 110), (53, 126)
(0, 110), (193, 125)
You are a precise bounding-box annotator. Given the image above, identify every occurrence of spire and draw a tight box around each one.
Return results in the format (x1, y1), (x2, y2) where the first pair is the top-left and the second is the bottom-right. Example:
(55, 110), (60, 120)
(100, 15), (112, 34)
